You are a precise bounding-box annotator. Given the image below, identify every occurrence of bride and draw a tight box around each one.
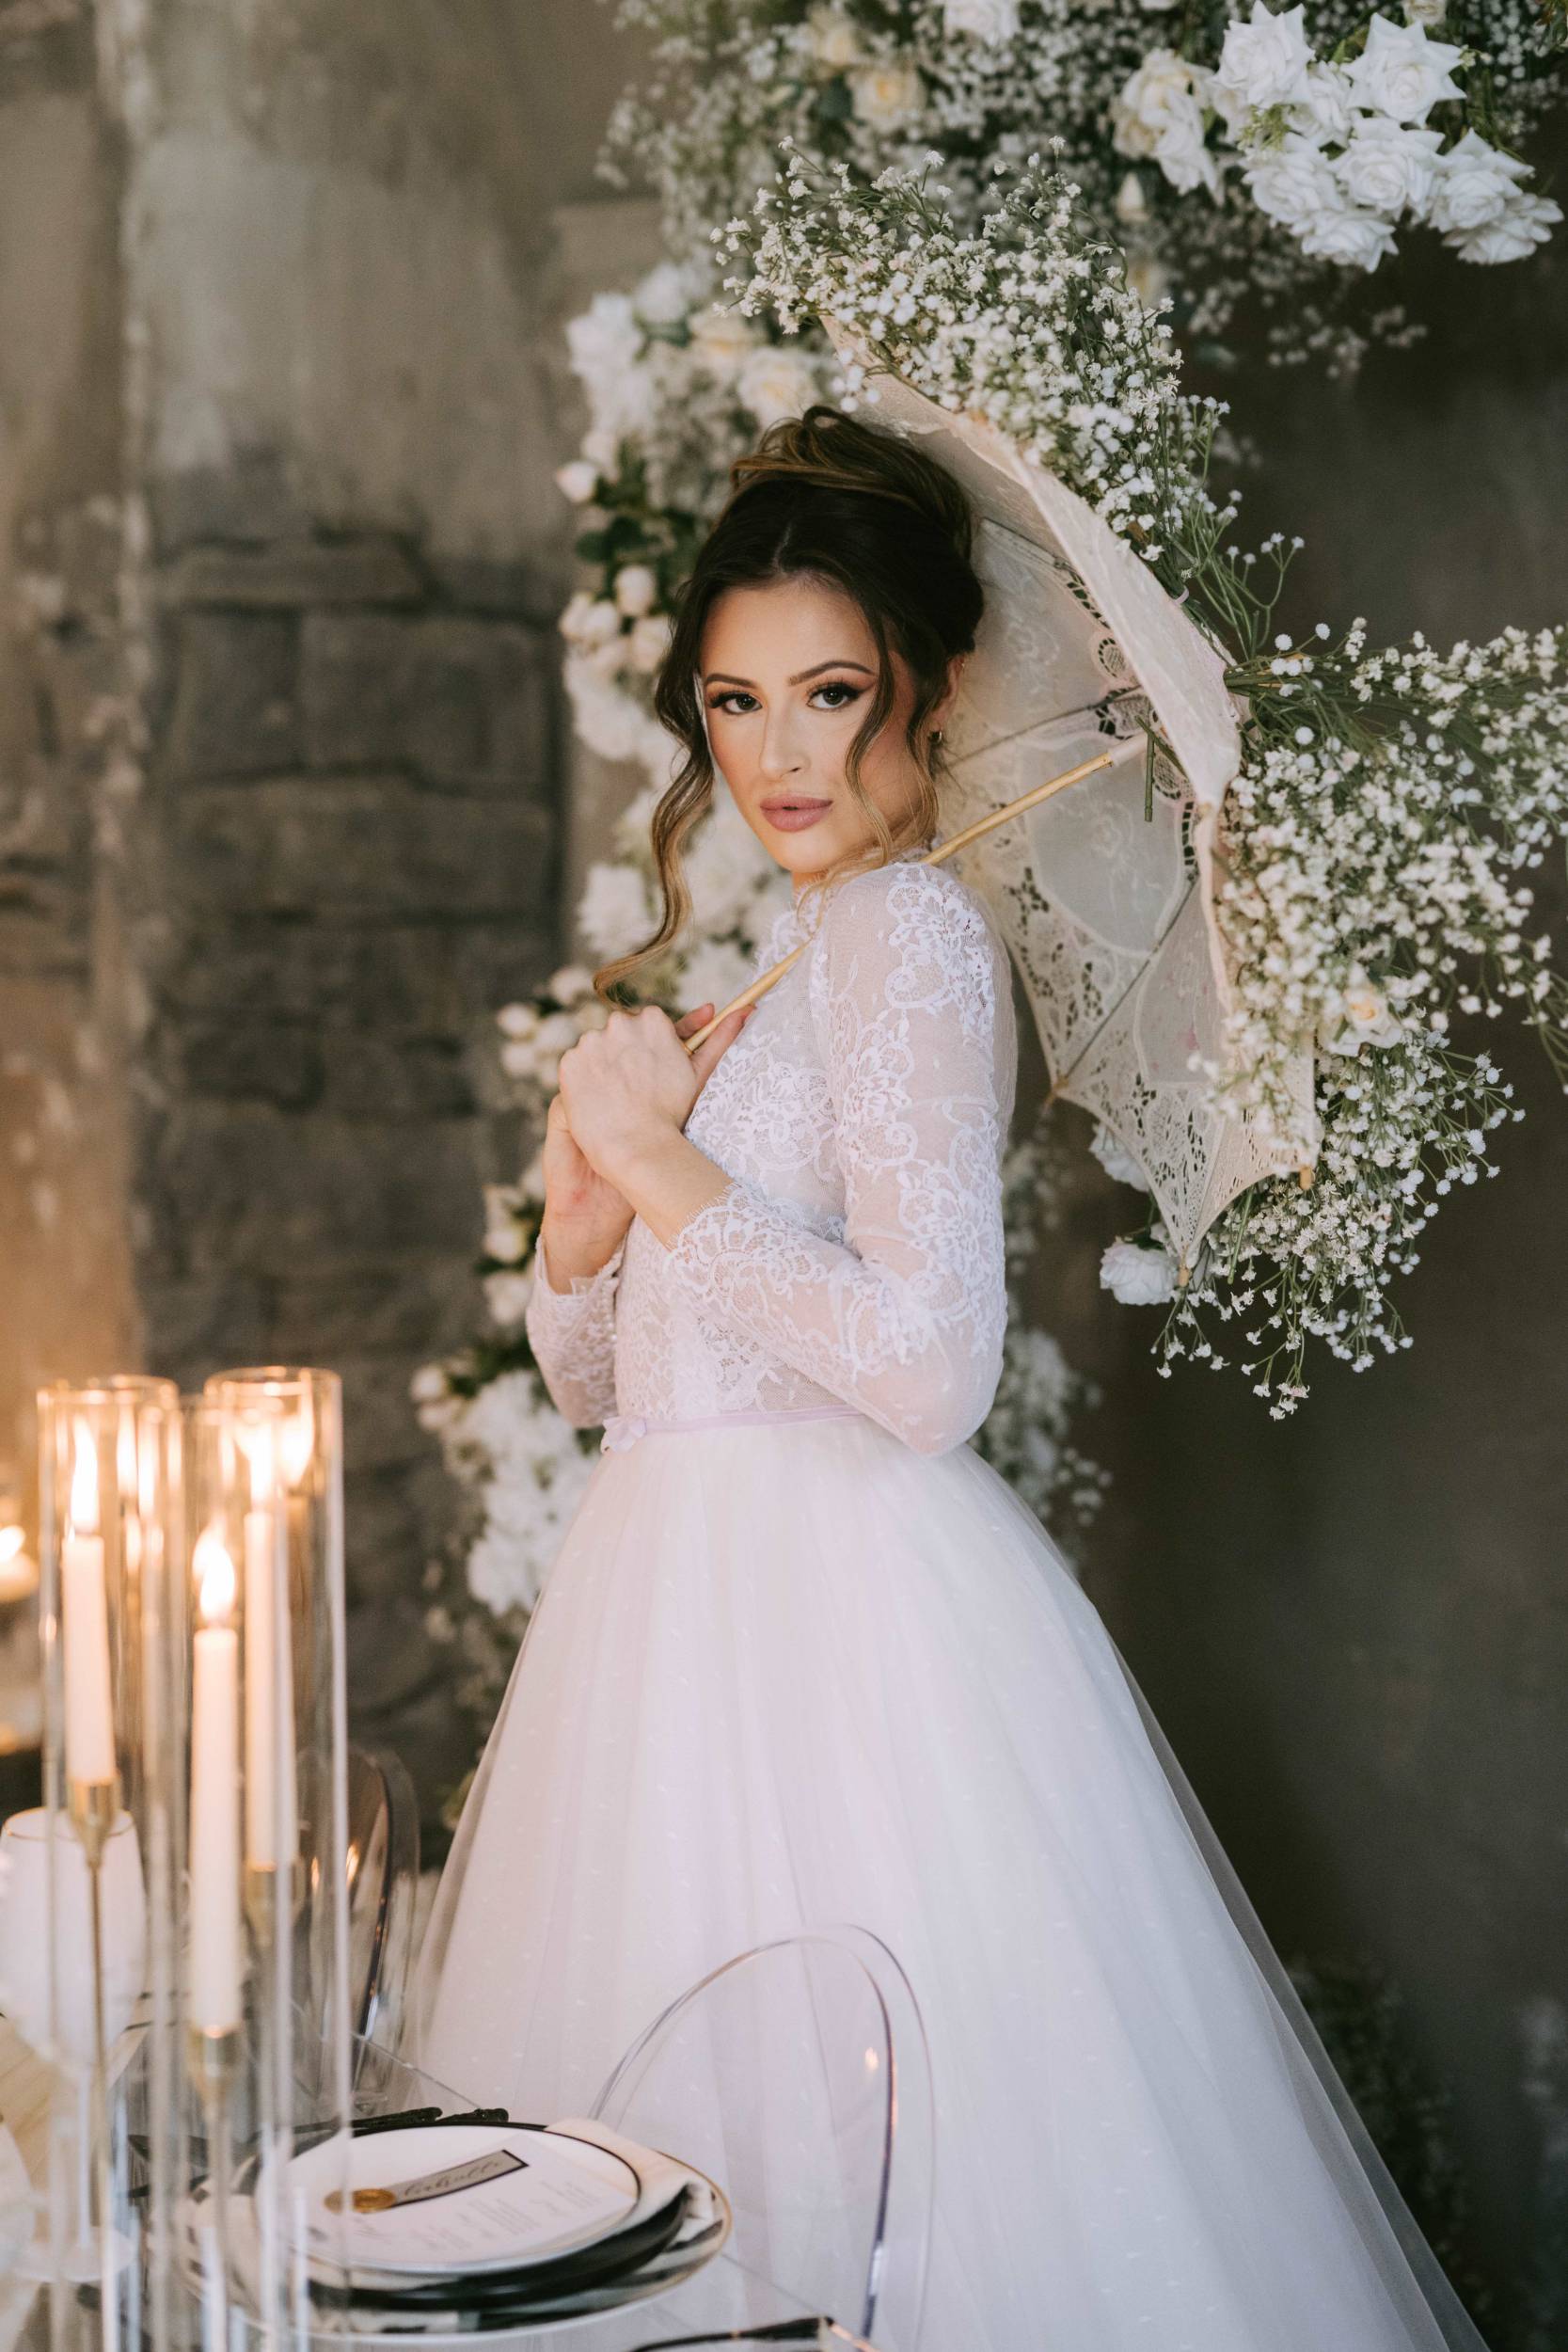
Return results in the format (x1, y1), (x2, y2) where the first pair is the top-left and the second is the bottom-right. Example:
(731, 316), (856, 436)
(413, 406), (1490, 2351)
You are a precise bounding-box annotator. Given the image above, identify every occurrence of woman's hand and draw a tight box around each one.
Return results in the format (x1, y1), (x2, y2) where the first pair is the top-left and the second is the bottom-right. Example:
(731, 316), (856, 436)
(539, 1001), (748, 1283)
(556, 997), (752, 1200)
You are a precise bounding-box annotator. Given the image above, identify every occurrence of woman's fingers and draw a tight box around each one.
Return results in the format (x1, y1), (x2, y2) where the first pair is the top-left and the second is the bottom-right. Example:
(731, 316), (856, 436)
(673, 1002), (716, 1040)
(686, 1004), (753, 1091)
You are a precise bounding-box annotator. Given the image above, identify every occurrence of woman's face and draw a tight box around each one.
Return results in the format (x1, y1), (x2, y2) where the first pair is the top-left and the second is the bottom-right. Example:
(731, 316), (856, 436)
(699, 575), (961, 893)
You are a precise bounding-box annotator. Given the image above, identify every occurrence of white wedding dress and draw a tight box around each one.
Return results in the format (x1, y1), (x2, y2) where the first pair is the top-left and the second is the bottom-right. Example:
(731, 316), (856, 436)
(413, 846), (1490, 2352)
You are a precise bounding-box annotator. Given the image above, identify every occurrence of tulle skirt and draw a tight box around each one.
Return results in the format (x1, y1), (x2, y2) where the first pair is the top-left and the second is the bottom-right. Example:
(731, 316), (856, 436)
(412, 1410), (1489, 2352)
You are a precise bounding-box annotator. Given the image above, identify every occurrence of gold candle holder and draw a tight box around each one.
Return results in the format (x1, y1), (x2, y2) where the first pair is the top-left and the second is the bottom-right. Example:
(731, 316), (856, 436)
(186, 2023), (242, 2348)
(68, 1768), (121, 2310)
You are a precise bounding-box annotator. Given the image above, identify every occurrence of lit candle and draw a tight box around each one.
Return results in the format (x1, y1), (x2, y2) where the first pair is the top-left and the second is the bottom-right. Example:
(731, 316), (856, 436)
(0, 1520), (38, 1606)
(62, 1422), (115, 1786)
(190, 1526), (242, 2033)
(242, 1429), (297, 1872)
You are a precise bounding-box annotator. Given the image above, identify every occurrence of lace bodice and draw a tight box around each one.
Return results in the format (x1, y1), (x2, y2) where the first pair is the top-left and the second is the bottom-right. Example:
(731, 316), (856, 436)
(525, 847), (1020, 1456)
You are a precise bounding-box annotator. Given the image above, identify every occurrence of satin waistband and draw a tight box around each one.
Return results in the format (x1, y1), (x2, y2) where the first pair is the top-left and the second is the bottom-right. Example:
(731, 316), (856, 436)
(601, 1404), (864, 1454)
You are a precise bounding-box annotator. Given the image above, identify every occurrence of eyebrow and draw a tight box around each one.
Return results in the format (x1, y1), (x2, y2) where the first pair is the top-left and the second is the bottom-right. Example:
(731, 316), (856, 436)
(703, 660), (876, 689)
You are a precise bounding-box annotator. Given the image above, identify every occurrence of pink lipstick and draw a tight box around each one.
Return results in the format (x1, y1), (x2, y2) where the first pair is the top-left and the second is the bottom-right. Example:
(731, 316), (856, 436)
(760, 797), (833, 833)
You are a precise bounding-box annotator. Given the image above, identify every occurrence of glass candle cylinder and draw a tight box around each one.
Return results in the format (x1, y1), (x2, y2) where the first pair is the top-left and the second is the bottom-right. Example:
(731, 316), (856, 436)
(32, 1376), (183, 2345)
(200, 1368), (354, 2334)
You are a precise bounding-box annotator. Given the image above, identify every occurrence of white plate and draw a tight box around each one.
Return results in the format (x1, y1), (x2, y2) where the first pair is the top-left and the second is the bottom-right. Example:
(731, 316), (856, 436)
(288, 2124), (643, 2276)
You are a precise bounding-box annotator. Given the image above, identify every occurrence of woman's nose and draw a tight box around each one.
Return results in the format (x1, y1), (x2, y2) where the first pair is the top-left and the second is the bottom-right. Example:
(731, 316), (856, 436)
(758, 707), (807, 780)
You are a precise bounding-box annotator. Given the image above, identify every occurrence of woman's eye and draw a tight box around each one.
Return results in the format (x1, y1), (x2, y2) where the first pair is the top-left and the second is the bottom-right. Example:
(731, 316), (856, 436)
(709, 682), (864, 715)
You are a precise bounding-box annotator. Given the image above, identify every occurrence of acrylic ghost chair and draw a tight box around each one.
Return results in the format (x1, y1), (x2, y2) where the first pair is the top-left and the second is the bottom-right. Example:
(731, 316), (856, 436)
(587, 1924), (934, 2352)
(343, 1744), (421, 2047)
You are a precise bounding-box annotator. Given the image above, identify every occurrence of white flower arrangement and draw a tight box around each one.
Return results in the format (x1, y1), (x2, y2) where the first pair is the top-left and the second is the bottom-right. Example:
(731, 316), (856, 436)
(605, 0), (1564, 374)
(1121, 2), (1564, 287)
(718, 149), (1568, 1412)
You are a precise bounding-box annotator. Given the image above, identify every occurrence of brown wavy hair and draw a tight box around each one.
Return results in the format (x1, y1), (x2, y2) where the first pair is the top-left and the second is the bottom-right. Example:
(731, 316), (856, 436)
(592, 402), (984, 1006)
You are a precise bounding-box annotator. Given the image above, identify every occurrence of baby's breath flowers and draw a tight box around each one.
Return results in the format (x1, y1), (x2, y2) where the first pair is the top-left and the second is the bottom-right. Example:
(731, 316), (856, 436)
(723, 148), (1568, 1410)
(605, 0), (1566, 375)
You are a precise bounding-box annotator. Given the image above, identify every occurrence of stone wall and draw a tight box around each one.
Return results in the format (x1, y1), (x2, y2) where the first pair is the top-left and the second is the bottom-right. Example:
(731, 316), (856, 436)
(137, 513), (560, 1772)
(0, 4), (141, 1487)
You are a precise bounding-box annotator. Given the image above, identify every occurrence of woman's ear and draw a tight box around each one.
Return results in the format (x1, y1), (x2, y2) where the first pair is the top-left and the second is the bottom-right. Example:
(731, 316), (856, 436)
(931, 652), (967, 734)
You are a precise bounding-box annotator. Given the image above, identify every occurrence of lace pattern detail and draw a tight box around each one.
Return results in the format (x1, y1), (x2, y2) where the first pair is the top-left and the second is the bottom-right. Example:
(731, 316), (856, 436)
(665, 860), (1017, 1454)
(523, 1228), (625, 1428)
(524, 852), (1019, 1455)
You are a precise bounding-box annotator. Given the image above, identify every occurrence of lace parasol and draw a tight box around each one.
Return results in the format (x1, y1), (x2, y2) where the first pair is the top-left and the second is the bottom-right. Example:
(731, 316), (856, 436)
(818, 319), (1319, 1278)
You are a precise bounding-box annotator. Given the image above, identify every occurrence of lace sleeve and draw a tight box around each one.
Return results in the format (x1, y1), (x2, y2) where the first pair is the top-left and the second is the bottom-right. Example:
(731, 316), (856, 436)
(663, 863), (1015, 1455)
(524, 1228), (625, 1428)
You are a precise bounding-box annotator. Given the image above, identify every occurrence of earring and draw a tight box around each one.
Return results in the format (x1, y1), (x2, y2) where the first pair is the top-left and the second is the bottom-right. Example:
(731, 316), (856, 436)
(929, 727), (944, 748)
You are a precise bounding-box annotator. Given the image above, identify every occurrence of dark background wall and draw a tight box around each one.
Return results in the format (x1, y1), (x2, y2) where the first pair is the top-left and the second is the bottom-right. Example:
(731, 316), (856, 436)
(1044, 238), (1568, 2324)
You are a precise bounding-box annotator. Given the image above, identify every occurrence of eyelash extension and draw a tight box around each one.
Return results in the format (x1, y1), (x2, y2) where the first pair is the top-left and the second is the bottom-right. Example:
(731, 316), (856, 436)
(707, 682), (865, 716)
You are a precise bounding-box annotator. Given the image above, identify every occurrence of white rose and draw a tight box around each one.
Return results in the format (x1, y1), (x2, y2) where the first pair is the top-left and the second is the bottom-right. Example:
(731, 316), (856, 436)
(563, 658), (655, 764)
(498, 1039), (536, 1084)
(560, 593), (622, 649)
(553, 460), (599, 505)
(1297, 199), (1401, 266)
(849, 57), (923, 129)
(613, 564), (658, 617)
(409, 1363), (449, 1406)
(1403, 0), (1447, 22)
(941, 0), (1021, 40)
(1317, 982), (1408, 1054)
(483, 1184), (527, 1262)
(1089, 1122), (1150, 1190)
(626, 613), (673, 674)
(1100, 1238), (1180, 1306)
(689, 304), (758, 374)
(1243, 134), (1342, 230)
(578, 861), (657, 959)
(1448, 191), (1562, 262)
(1425, 129), (1531, 232)
(557, 589), (593, 644)
(805, 4), (865, 69)
(1126, 250), (1174, 310)
(1113, 52), (1218, 197)
(565, 292), (640, 388)
(496, 1001), (538, 1041)
(1155, 95), (1223, 196)
(633, 260), (696, 326)
(736, 344), (821, 427)
(546, 962), (595, 1003)
(519, 1143), (547, 1202)
(1344, 13), (1465, 124)
(677, 937), (756, 1019)
(1212, 2), (1314, 122)
(1334, 119), (1444, 217)
(1289, 60), (1356, 144)
(1115, 169), (1151, 223)
(483, 1271), (535, 1328)
(683, 804), (775, 933)
(581, 426), (618, 471)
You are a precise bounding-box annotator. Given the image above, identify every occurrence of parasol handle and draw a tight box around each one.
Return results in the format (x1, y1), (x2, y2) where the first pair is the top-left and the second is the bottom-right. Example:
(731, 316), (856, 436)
(681, 752), (1114, 1053)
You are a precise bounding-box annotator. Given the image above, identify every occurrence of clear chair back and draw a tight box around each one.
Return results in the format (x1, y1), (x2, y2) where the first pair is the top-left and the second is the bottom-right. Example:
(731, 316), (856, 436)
(589, 1923), (932, 2351)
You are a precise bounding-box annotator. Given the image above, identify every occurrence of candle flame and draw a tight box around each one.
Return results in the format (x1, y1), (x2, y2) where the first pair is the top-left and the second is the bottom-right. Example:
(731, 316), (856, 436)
(194, 1524), (237, 1624)
(116, 1410), (138, 1509)
(245, 1420), (276, 1510)
(281, 1392), (314, 1491)
(69, 1421), (99, 1535)
(0, 1525), (24, 1566)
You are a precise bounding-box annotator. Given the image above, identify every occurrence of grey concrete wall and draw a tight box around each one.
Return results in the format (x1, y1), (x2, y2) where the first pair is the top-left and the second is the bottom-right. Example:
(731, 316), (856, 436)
(113, 0), (618, 1785)
(0, 9), (141, 1506)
